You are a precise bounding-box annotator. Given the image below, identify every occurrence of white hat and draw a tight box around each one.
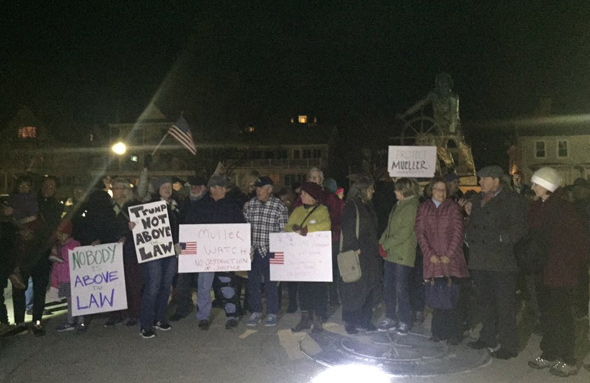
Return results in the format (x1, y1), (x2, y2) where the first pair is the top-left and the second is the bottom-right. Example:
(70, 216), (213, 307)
(531, 167), (562, 192)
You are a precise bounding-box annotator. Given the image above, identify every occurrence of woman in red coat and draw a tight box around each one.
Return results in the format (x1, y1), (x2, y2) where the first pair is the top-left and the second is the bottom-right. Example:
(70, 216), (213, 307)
(415, 177), (469, 344)
(527, 167), (589, 377)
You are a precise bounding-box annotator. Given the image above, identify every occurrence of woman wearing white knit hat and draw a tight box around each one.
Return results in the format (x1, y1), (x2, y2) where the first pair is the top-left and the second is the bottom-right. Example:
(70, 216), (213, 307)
(527, 167), (589, 377)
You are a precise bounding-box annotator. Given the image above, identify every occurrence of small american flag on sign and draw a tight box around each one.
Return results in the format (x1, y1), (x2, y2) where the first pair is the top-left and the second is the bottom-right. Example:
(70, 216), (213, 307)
(269, 252), (284, 265)
(180, 242), (197, 255)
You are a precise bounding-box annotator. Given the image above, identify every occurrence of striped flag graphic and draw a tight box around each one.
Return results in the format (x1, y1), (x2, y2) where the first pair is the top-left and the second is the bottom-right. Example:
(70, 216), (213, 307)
(180, 242), (197, 255)
(269, 252), (284, 265)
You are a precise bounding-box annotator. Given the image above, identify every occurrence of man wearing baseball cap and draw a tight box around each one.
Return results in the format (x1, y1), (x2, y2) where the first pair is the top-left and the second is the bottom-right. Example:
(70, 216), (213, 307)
(465, 165), (528, 359)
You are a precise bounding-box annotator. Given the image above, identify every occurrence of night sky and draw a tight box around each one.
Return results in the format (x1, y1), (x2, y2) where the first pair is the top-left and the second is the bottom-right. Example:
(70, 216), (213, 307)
(2, 1), (590, 142)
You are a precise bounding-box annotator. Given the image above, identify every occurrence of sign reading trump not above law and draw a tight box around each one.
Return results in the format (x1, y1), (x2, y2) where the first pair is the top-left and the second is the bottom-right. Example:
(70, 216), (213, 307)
(388, 145), (437, 178)
(269, 231), (332, 282)
(178, 223), (251, 273)
(129, 201), (175, 263)
(70, 243), (127, 316)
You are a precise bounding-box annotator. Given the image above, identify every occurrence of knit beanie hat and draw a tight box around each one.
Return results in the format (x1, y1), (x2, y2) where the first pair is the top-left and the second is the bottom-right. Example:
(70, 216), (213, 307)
(323, 178), (338, 194)
(301, 182), (323, 202)
(152, 177), (172, 193)
(531, 167), (562, 192)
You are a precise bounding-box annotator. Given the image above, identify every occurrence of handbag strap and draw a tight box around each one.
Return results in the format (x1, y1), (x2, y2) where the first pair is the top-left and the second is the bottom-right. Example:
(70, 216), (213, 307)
(339, 200), (360, 252)
(299, 205), (319, 227)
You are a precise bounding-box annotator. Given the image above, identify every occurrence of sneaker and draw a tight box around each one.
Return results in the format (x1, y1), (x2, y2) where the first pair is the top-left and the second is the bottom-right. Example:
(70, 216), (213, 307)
(357, 323), (377, 332)
(377, 318), (398, 332)
(140, 328), (156, 339)
(246, 313), (262, 327)
(225, 318), (238, 330)
(153, 321), (172, 331)
(492, 348), (517, 360)
(125, 318), (138, 327)
(549, 361), (578, 377)
(56, 322), (77, 332)
(104, 318), (123, 328)
(198, 320), (210, 330)
(76, 324), (87, 334)
(414, 311), (425, 325)
(396, 322), (411, 335)
(169, 313), (185, 322)
(11, 323), (28, 336)
(528, 356), (557, 369)
(32, 321), (45, 337)
(344, 322), (358, 335)
(264, 314), (278, 327)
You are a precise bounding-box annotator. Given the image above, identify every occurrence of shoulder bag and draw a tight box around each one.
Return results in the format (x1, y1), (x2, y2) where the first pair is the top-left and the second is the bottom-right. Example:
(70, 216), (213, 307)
(337, 201), (362, 283)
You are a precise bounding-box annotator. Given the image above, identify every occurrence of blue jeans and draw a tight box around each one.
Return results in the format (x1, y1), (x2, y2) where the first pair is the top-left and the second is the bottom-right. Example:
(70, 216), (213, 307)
(248, 251), (278, 315)
(383, 261), (413, 325)
(140, 256), (177, 330)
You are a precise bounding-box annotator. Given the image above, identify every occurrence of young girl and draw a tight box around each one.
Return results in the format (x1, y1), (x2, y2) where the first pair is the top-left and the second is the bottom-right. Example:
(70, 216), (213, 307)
(51, 220), (86, 333)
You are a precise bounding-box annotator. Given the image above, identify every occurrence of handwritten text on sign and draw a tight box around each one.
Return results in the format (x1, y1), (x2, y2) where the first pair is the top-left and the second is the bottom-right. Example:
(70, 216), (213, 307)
(269, 231), (332, 282)
(388, 146), (437, 178)
(69, 243), (127, 316)
(129, 201), (175, 263)
(178, 223), (251, 273)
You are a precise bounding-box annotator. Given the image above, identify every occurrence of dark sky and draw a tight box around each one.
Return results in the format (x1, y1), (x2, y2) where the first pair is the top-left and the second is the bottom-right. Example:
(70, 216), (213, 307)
(2, 1), (590, 138)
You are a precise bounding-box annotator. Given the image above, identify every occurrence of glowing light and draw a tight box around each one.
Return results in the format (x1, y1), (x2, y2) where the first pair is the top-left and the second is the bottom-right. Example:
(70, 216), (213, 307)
(298, 115), (308, 124)
(312, 364), (389, 383)
(111, 141), (127, 155)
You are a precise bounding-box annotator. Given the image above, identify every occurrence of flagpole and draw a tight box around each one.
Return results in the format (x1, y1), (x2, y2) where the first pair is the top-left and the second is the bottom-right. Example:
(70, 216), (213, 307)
(151, 133), (168, 156)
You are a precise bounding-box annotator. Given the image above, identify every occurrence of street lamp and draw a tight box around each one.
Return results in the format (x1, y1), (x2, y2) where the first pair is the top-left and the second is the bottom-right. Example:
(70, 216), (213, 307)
(112, 141), (127, 155)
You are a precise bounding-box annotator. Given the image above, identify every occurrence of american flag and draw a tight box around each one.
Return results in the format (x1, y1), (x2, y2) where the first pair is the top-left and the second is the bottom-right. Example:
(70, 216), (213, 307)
(180, 242), (197, 255)
(168, 116), (197, 155)
(269, 252), (284, 265)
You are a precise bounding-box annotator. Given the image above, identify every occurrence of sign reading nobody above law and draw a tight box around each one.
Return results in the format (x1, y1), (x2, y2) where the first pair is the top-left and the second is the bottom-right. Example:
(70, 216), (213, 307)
(129, 201), (175, 263)
(70, 243), (127, 316)
(269, 231), (332, 282)
(388, 146), (437, 178)
(178, 223), (251, 273)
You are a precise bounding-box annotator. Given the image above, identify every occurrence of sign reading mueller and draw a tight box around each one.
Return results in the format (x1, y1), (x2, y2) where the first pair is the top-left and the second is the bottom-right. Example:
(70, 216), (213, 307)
(388, 145), (437, 178)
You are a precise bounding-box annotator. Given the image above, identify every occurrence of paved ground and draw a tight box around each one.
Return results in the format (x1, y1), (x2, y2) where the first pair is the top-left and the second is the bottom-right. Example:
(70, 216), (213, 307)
(1, 287), (590, 383)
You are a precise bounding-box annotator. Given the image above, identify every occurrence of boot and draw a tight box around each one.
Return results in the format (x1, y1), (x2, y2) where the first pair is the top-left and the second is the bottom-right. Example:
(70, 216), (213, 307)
(311, 313), (324, 333)
(291, 311), (312, 332)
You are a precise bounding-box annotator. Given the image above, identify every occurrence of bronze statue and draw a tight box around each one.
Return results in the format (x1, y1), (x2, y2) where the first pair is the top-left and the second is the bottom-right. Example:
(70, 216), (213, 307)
(398, 73), (475, 175)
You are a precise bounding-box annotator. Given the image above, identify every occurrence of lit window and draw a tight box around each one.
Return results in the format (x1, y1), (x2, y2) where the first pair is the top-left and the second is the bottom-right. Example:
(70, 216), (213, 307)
(535, 141), (546, 158)
(17, 126), (37, 138)
(557, 140), (568, 158)
(298, 115), (307, 124)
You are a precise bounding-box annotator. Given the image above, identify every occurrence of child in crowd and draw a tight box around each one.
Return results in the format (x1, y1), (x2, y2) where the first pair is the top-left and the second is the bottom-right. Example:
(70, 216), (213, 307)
(51, 220), (86, 333)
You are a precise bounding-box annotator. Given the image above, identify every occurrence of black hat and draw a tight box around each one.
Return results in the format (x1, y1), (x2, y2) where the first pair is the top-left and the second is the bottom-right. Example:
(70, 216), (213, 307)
(477, 165), (504, 179)
(171, 176), (185, 185)
(254, 176), (273, 187)
(187, 175), (207, 186)
(207, 175), (228, 188)
(301, 182), (323, 202)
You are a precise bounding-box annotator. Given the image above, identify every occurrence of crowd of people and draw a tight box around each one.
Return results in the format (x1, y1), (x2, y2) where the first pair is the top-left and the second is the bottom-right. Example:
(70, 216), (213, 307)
(1, 164), (589, 377)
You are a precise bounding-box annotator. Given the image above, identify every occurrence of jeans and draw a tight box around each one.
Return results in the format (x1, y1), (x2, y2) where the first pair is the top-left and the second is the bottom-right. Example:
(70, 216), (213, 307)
(248, 251), (278, 315)
(174, 272), (198, 317)
(140, 256), (177, 330)
(383, 261), (413, 325)
(196, 272), (215, 320)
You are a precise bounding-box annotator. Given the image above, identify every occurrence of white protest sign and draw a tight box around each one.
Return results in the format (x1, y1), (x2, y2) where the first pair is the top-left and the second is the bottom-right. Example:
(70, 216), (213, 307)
(269, 231), (332, 282)
(69, 243), (127, 316)
(388, 145), (437, 177)
(129, 201), (175, 263)
(178, 223), (251, 273)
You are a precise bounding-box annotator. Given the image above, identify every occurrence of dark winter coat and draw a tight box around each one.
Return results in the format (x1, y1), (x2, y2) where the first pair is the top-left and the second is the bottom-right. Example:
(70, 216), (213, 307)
(415, 198), (469, 279)
(465, 187), (528, 272)
(339, 198), (383, 312)
(529, 189), (590, 287)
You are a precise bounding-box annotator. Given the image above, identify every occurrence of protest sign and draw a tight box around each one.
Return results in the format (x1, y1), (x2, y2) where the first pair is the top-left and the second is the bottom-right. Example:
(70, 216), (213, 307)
(70, 243), (127, 316)
(129, 201), (175, 263)
(269, 231), (332, 282)
(388, 145), (437, 178)
(178, 223), (251, 273)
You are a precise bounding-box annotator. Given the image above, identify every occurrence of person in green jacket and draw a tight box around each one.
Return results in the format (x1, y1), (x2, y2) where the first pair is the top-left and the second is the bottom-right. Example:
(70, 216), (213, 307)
(378, 178), (420, 334)
(285, 182), (331, 333)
